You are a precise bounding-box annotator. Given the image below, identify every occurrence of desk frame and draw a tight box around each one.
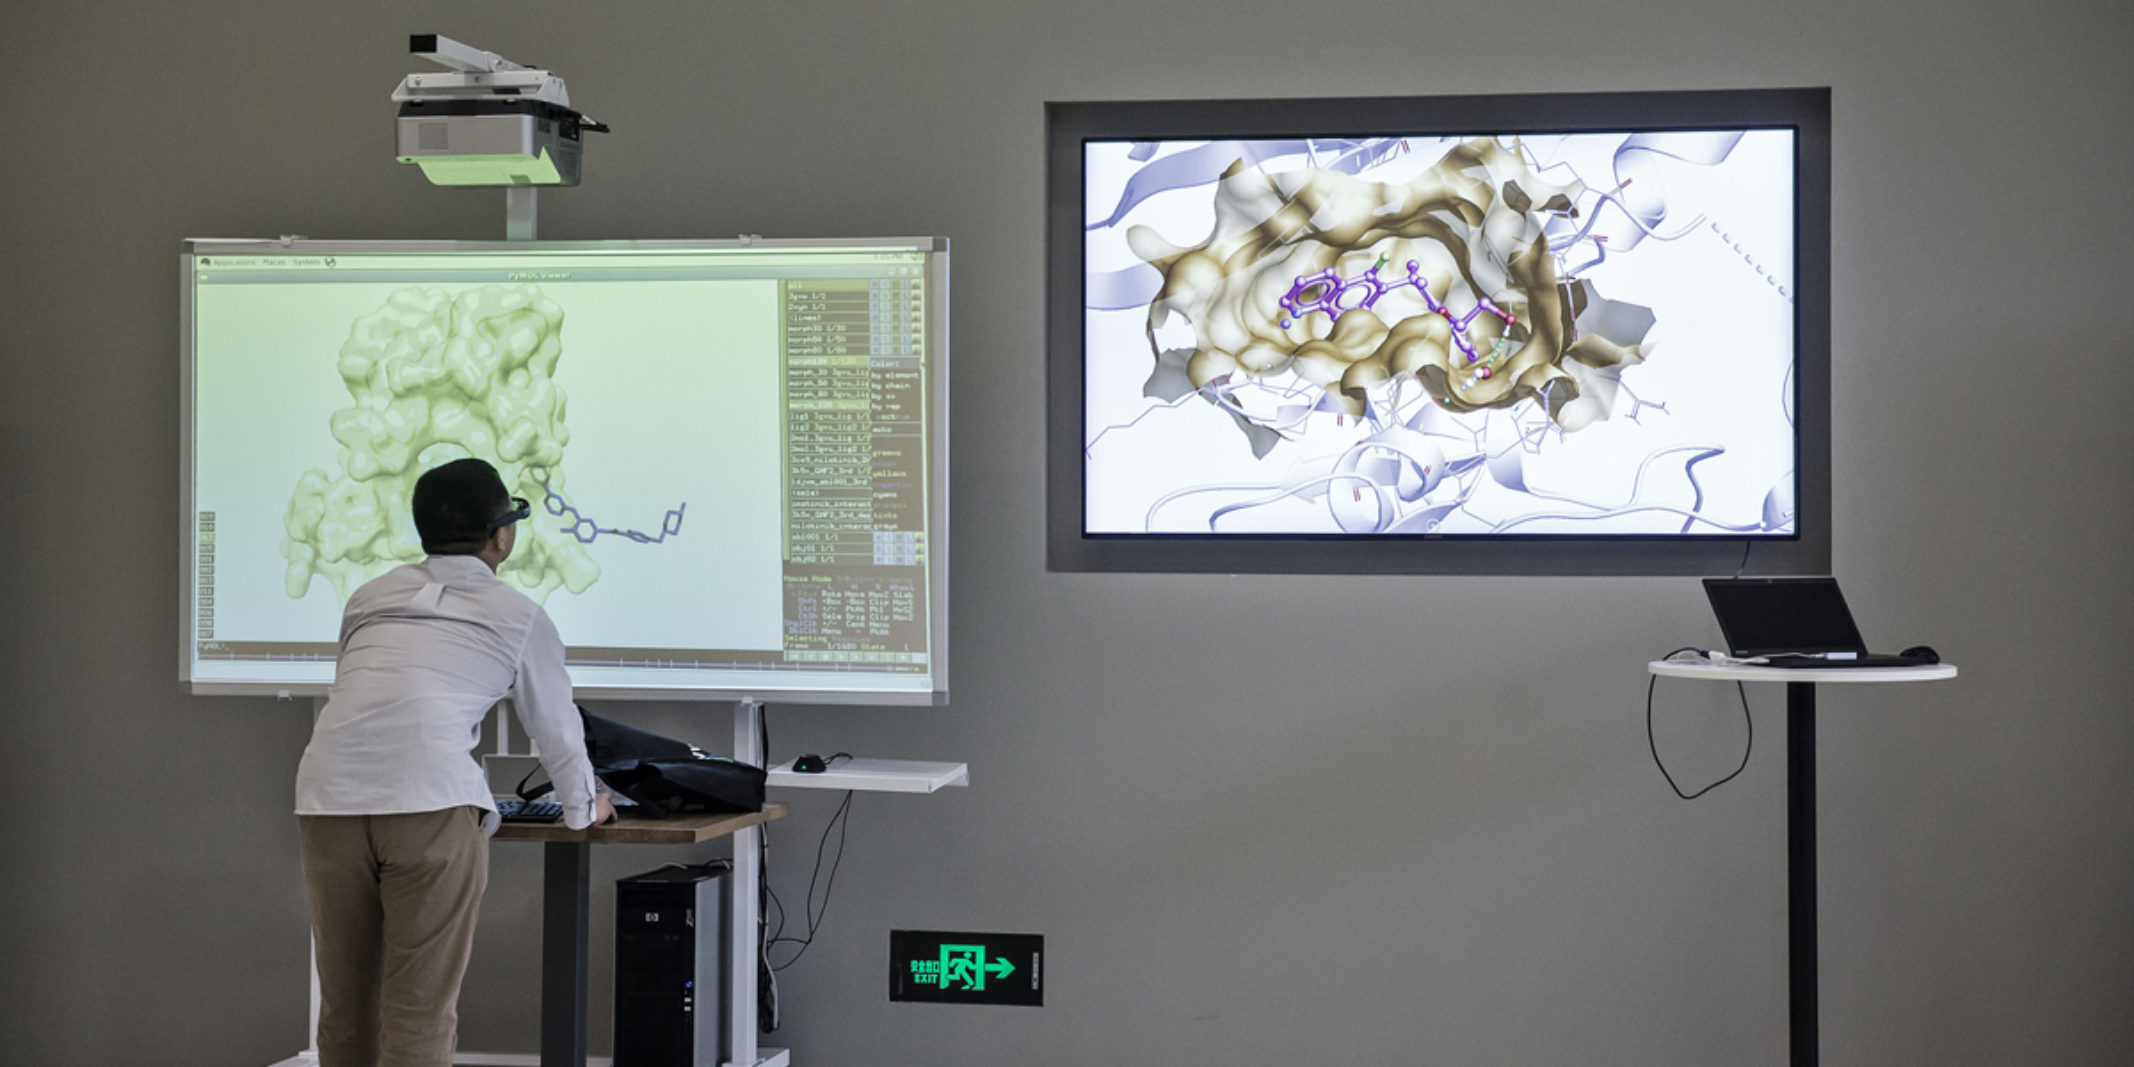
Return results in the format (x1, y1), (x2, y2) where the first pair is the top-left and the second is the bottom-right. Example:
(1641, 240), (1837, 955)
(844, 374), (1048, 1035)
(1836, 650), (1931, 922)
(497, 804), (788, 1067)
(1649, 660), (1956, 1067)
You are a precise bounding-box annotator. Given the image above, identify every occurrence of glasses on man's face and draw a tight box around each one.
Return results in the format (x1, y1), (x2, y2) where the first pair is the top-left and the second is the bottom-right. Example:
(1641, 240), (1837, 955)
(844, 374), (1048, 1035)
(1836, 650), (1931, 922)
(485, 496), (532, 533)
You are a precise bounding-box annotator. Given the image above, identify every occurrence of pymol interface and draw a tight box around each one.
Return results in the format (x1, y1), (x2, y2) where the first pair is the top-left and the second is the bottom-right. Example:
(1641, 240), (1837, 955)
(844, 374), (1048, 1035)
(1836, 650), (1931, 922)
(184, 238), (949, 703)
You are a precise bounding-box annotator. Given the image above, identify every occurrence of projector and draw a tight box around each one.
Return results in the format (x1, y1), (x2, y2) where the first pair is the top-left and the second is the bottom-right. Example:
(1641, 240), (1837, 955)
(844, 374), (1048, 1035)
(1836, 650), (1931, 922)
(392, 34), (606, 187)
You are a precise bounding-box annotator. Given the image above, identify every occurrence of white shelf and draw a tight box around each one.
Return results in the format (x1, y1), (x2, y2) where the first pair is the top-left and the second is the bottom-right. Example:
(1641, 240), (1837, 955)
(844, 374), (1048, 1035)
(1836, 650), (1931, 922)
(1649, 659), (1957, 684)
(765, 757), (968, 793)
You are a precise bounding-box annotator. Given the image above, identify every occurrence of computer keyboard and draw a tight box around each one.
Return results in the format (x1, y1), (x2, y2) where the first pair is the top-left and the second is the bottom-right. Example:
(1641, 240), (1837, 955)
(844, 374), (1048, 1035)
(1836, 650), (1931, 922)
(497, 798), (563, 824)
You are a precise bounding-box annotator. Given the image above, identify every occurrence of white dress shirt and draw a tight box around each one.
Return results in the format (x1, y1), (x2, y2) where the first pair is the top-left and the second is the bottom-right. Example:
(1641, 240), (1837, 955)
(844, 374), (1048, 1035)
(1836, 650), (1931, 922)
(295, 554), (600, 830)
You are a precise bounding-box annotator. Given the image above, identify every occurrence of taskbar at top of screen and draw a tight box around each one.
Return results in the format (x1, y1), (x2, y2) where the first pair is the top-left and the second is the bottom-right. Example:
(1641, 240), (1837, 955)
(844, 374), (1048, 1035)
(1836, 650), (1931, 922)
(193, 641), (927, 674)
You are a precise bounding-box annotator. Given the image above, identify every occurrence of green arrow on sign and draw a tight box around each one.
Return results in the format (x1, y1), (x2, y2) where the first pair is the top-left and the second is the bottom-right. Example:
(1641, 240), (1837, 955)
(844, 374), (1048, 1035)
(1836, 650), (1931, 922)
(986, 956), (1015, 980)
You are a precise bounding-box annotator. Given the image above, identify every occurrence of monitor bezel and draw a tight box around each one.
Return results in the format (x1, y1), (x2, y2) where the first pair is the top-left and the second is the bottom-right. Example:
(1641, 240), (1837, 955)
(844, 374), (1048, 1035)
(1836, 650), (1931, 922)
(1046, 88), (1831, 575)
(181, 235), (950, 705)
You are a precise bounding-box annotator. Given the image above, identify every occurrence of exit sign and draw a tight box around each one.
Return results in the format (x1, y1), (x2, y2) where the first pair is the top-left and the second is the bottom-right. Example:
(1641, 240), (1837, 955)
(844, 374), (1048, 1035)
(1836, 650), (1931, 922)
(890, 930), (1043, 1006)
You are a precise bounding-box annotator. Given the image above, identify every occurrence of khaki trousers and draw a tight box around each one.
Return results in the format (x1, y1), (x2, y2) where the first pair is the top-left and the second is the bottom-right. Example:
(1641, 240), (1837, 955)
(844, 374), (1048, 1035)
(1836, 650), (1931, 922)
(299, 807), (490, 1067)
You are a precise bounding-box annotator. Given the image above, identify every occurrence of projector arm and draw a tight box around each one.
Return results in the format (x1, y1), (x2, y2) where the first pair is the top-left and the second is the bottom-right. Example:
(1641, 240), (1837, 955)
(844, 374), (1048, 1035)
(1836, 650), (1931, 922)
(408, 33), (529, 74)
(395, 34), (574, 109)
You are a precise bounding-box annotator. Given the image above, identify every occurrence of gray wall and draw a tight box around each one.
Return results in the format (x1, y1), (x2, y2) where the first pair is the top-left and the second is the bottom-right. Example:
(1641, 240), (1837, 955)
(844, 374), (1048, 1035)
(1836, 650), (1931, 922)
(3, 1), (2128, 1064)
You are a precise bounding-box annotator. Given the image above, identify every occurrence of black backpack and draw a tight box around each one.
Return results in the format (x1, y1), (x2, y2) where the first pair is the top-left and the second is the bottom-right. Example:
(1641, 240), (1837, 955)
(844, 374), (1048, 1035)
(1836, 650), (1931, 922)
(519, 706), (766, 816)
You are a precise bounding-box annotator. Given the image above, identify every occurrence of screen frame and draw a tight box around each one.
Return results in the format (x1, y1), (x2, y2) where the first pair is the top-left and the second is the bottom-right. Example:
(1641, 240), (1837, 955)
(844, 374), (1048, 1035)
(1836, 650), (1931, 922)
(181, 235), (950, 705)
(1046, 88), (1831, 575)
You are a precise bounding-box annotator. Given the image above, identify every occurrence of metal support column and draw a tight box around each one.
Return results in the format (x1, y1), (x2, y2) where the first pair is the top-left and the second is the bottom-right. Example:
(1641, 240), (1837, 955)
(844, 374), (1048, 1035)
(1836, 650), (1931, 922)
(728, 699), (765, 1067)
(506, 187), (538, 241)
(541, 841), (591, 1067)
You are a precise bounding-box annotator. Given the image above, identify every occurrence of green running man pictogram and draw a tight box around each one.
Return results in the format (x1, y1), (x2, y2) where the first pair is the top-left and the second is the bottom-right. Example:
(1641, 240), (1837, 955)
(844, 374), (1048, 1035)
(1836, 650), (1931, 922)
(911, 944), (1015, 992)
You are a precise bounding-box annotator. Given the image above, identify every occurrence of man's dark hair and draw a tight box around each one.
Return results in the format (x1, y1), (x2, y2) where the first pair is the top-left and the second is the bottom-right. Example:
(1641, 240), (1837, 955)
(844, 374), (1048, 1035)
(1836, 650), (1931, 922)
(413, 458), (512, 555)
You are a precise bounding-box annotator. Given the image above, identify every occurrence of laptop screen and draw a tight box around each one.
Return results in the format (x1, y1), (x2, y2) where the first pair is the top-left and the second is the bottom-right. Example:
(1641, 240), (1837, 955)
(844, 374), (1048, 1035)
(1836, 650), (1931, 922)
(1703, 577), (1869, 657)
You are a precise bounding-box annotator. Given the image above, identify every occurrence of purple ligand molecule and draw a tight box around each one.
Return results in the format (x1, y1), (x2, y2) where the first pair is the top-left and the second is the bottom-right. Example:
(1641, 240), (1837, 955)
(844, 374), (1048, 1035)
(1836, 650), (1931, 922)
(1277, 258), (1516, 367)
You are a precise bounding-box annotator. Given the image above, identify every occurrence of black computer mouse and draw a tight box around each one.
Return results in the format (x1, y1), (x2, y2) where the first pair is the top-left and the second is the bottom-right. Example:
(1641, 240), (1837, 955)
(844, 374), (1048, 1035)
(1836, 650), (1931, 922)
(792, 753), (827, 773)
(1899, 645), (1940, 665)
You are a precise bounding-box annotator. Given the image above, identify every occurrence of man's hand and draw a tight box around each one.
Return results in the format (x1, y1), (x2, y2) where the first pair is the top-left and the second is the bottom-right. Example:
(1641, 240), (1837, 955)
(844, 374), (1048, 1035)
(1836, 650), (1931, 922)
(593, 795), (618, 825)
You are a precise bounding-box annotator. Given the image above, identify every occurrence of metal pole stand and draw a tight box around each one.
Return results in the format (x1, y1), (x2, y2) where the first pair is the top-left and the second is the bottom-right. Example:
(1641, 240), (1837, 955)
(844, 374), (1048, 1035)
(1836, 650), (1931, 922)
(729, 697), (769, 1067)
(1787, 680), (1818, 1067)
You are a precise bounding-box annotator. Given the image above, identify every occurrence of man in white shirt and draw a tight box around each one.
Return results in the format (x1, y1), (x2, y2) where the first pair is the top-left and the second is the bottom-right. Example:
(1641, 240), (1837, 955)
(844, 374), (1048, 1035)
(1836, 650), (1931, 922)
(295, 457), (616, 1067)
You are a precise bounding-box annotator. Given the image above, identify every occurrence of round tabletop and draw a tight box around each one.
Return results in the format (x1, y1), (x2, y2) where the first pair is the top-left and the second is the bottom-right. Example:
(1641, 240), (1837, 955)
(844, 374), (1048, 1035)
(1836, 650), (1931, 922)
(1647, 659), (1958, 683)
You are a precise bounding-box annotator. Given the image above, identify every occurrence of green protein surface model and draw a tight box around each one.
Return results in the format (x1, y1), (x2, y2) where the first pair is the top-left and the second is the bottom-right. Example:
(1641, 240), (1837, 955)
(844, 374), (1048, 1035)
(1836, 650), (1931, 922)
(279, 284), (599, 603)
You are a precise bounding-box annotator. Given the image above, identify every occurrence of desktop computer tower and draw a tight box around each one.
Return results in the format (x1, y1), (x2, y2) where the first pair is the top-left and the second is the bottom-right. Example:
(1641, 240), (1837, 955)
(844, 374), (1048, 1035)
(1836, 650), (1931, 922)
(614, 862), (730, 1067)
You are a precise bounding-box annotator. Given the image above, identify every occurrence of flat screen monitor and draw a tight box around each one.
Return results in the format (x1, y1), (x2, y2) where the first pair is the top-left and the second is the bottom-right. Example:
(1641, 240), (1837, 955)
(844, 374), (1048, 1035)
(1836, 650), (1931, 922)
(183, 237), (949, 703)
(1047, 89), (1830, 574)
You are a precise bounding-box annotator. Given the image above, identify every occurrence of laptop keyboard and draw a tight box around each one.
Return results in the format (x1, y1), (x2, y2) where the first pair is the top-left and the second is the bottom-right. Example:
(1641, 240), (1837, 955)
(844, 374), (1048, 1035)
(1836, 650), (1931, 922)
(497, 799), (563, 823)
